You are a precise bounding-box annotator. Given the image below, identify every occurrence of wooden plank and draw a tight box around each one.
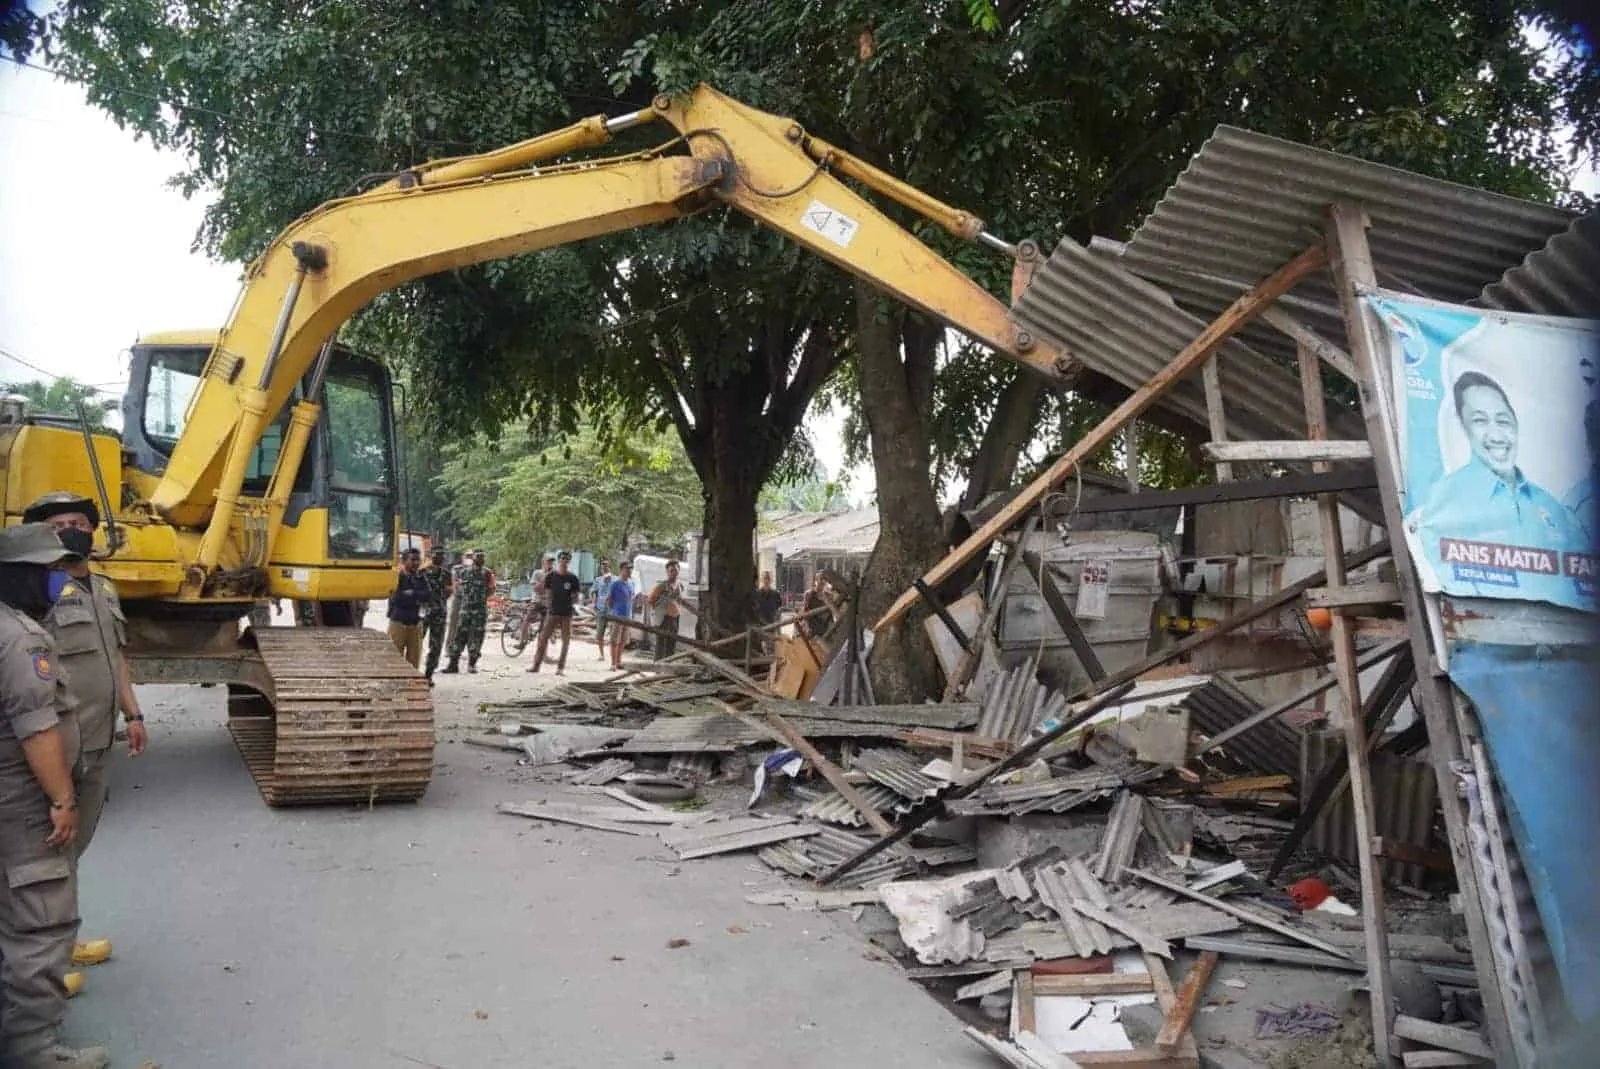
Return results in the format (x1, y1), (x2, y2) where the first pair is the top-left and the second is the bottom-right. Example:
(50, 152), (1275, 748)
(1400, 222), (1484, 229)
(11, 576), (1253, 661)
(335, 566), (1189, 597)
(877, 241), (1331, 629)
(898, 727), (1016, 759)
(1372, 836), (1452, 873)
(1074, 1050), (1195, 1068)
(711, 697), (895, 837)
(1144, 951), (1202, 1069)
(1202, 440), (1373, 463)
(1127, 868), (1354, 960)
(1305, 582), (1402, 608)
(1259, 304), (1360, 383)
(1016, 1031), (1085, 1069)
(1050, 468), (1377, 516)
(1299, 335), (1396, 1067)
(964, 1026), (1048, 1069)
(1326, 202), (1518, 1066)
(946, 529), (1029, 701)
(1021, 549), (1107, 681)
(1069, 539), (1390, 701)
(1017, 969), (1037, 1035)
(1155, 951), (1218, 1054)
(1392, 1017), (1495, 1060)
(758, 698), (980, 731)
(1031, 972), (1155, 997)
(495, 802), (648, 836)
(1400, 1051), (1490, 1068)
(1201, 357), (1233, 482)
(913, 579), (972, 653)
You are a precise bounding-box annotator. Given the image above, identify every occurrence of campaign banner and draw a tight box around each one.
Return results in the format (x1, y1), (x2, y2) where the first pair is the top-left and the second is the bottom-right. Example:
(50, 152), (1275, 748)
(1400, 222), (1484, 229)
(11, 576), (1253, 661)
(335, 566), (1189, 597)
(1366, 292), (1600, 612)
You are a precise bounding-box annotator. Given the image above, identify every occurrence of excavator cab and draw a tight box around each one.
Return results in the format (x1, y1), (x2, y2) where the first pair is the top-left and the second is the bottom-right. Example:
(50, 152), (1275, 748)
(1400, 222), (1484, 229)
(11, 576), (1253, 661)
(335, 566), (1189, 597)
(121, 331), (400, 613)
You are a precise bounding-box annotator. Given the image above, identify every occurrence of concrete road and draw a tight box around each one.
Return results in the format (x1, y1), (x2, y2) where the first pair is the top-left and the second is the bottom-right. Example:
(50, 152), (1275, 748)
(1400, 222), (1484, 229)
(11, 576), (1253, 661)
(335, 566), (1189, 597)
(67, 675), (990, 1068)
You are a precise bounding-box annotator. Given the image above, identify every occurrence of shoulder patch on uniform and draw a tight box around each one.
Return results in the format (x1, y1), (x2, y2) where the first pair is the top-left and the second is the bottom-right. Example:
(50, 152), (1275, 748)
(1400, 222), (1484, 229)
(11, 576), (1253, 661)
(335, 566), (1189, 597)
(59, 582), (79, 598)
(32, 652), (53, 681)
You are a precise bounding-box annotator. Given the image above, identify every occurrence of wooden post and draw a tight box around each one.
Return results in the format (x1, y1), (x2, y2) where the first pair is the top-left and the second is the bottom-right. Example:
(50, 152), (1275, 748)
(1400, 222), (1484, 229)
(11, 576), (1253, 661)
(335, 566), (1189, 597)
(1298, 335), (1397, 1065)
(1021, 549), (1107, 682)
(943, 527), (1030, 701)
(877, 243), (1330, 629)
(1202, 356), (1234, 482)
(1324, 201), (1519, 1065)
(1156, 951), (1219, 1054)
(1123, 421), (1140, 491)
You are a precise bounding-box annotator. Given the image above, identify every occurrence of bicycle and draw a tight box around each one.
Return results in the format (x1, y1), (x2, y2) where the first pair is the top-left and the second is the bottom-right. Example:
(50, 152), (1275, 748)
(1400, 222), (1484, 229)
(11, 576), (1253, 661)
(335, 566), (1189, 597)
(500, 601), (544, 658)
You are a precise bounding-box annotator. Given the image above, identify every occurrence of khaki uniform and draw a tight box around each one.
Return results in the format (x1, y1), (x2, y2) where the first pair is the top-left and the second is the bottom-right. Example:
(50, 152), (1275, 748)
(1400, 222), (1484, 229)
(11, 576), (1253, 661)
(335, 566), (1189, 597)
(0, 604), (82, 1049)
(42, 575), (125, 856)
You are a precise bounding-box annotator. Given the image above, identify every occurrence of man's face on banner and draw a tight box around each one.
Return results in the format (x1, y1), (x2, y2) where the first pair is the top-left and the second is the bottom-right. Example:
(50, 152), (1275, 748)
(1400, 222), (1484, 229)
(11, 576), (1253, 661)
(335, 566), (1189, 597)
(1461, 383), (1518, 481)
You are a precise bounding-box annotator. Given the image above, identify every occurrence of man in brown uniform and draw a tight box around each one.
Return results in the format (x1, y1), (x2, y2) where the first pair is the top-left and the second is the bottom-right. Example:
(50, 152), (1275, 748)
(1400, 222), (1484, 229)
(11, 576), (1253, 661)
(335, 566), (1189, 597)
(24, 493), (148, 987)
(0, 523), (111, 1069)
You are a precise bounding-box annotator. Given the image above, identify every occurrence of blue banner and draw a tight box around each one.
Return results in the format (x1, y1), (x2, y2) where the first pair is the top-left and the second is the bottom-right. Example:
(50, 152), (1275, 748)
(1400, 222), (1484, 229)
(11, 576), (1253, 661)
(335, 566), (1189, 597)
(1366, 293), (1600, 612)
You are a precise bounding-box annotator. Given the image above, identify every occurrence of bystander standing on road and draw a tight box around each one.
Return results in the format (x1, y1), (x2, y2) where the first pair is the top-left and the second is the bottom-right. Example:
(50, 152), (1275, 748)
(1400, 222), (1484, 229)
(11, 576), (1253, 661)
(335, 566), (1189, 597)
(604, 560), (637, 670)
(419, 547), (453, 683)
(647, 560), (685, 660)
(386, 548), (429, 669)
(529, 551), (582, 675)
(444, 550), (492, 674)
(591, 558), (615, 660)
(24, 493), (147, 995)
(754, 570), (782, 651)
(0, 523), (112, 1069)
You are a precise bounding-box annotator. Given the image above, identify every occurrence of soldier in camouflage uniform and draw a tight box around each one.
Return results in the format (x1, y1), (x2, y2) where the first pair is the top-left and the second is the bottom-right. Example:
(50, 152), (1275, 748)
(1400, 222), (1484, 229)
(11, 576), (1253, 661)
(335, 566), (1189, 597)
(419, 547), (453, 682)
(442, 549), (490, 674)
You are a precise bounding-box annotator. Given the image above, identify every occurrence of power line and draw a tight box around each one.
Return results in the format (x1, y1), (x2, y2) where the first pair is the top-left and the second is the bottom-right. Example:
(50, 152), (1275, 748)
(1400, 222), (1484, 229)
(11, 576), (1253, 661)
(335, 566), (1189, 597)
(0, 345), (124, 395)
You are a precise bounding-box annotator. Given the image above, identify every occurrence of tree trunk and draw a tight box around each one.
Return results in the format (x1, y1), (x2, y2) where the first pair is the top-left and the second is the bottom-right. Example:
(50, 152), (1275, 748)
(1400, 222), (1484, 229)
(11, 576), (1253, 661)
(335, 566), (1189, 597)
(854, 282), (948, 703)
(959, 371), (1043, 512)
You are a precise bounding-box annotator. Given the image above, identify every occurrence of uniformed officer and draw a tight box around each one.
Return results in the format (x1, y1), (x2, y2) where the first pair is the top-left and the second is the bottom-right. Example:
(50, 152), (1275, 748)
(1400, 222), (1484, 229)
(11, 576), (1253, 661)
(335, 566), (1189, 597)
(0, 523), (111, 1069)
(442, 549), (490, 674)
(419, 547), (453, 683)
(23, 493), (147, 989)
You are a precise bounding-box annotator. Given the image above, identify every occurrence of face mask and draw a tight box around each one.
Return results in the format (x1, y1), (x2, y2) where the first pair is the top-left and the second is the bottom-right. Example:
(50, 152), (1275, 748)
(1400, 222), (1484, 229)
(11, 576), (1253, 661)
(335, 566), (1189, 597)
(0, 564), (53, 621)
(57, 528), (94, 558)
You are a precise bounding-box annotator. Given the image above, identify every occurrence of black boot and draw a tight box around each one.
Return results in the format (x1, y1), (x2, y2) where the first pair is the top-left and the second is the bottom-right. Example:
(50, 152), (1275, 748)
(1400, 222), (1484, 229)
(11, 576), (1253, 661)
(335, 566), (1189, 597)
(441, 660), (459, 674)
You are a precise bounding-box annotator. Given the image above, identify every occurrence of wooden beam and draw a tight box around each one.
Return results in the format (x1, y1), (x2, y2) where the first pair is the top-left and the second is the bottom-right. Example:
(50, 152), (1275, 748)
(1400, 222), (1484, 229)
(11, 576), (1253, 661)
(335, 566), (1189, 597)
(1305, 582), (1402, 608)
(877, 242), (1331, 629)
(1031, 972), (1154, 997)
(1201, 357), (1233, 482)
(913, 578), (972, 654)
(945, 527), (1029, 701)
(1031, 467), (1378, 517)
(1299, 333), (1396, 1067)
(1156, 951), (1218, 1054)
(1126, 868), (1355, 960)
(1069, 539), (1390, 701)
(1392, 1017), (1495, 1060)
(1202, 440), (1373, 463)
(710, 696), (895, 837)
(1017, 969), (1038, 1034)
(1021, 549), (1107, 681)
(1259, 304), (1359, 382)
(1372, 836), (1452, 873)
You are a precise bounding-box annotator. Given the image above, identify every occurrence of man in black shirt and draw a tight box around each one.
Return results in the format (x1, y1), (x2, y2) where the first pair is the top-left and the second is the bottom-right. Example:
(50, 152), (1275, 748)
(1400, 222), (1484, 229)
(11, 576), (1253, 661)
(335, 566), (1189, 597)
(529, 551), (582, 674)
(753, 570), (783, 652)
(386, 548), (430, 668)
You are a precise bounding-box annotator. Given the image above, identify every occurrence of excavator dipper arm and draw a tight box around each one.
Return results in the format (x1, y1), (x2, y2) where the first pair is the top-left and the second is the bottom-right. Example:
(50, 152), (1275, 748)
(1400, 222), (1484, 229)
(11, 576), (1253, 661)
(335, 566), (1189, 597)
(146, 85), (1069, 575)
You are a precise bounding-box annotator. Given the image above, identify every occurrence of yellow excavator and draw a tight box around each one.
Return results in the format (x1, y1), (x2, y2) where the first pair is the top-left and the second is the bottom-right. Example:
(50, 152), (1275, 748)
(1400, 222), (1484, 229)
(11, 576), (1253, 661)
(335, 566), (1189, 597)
(0, 85), (1072, 806)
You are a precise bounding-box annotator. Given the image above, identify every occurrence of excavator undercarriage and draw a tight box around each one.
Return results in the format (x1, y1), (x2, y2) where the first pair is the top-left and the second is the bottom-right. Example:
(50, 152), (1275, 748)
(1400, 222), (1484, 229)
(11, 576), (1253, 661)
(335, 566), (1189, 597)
(127, 614), (432, 805)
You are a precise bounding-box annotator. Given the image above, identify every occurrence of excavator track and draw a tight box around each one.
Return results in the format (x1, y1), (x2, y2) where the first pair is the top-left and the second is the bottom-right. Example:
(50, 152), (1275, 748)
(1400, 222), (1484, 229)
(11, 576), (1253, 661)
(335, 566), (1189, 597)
(226, 627), (434, 805)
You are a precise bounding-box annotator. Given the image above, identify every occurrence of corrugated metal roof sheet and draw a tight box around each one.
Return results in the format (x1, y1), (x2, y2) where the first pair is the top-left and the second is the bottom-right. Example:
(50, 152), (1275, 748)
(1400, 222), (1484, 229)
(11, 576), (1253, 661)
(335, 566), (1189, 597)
(1012, 237), (1329, 442)
(759, 507), (880, 557)
(1478, 211), (1600, 318)
(798, 783), (909, 827)
(1041, 127), (1577, 411)
(1119, 125), (1574, 306)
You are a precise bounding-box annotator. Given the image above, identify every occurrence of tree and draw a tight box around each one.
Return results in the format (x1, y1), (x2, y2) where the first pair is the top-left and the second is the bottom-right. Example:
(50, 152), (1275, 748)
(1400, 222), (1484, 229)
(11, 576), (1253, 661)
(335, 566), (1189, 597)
(46, 0), (845, 639)
(759, 475), (854, 514)
(629, 0), (1600, 699)
(2, 378), (118, 428)
(435, 421), (701, 577)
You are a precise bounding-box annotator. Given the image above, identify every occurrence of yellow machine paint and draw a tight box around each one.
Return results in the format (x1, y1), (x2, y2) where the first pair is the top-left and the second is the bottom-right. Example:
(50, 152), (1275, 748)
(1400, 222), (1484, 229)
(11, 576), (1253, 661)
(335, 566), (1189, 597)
(1, 84), (1066, 807)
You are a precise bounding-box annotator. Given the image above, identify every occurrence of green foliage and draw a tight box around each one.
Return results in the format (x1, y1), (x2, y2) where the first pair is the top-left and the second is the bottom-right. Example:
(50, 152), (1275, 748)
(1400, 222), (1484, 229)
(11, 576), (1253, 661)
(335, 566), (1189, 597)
(758, 476), (854, 514)
(2, 378), (118, 428)
(435, 420), (700, 575)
